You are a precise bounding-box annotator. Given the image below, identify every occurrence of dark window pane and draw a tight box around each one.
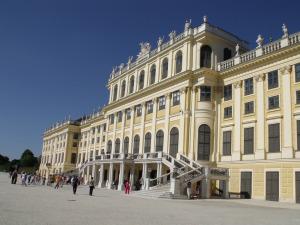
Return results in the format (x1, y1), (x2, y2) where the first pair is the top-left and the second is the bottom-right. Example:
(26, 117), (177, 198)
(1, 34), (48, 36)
(223, 131), (232, 156)
(224, 106), (232, 118)
(200, 86), (211, 101)
(268, 124), (280, 152)
(296, 64), (300, 82)
(296, 91), (300, 104)
(245, 101), (254, 114)
(244, 78), (254, 95)
(244, 127), (254, 154)
(268, 96), (279, 110)
(224, 85), (232, 101)
(268, 70), (279, 89)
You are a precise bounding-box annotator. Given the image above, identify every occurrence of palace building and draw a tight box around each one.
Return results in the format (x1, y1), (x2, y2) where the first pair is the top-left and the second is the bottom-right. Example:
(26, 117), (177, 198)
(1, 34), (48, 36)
(39, 16), (300, 203)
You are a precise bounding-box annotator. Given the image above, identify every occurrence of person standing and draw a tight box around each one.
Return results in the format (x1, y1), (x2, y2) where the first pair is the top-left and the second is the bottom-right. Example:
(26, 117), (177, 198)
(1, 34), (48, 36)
(124, 180), (130, 194)
(187, 182), (192, 199)
(11, 170), (18, 184)
(89, 177), (95, 196)
(72, 176), (79, 195)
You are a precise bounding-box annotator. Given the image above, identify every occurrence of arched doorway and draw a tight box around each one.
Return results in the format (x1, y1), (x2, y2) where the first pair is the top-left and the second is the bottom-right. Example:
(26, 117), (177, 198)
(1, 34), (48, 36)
(198, 125), (210, 160)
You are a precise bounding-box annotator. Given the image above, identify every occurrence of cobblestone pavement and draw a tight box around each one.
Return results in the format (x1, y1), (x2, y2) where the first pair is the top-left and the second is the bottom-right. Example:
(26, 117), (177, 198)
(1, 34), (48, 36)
(0, 173), (300, 225)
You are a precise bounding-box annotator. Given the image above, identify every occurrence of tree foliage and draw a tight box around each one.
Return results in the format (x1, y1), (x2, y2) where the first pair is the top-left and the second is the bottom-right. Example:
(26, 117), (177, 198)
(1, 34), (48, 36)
(20, 149), (38, 167)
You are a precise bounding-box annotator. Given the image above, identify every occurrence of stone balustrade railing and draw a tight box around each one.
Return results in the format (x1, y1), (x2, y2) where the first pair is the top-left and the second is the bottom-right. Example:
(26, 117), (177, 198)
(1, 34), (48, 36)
(217, 31), (300, 71)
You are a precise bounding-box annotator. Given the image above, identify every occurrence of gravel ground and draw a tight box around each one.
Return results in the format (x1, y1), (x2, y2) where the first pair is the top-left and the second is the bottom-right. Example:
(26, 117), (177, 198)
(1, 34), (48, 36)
(0, 172), (300, 225)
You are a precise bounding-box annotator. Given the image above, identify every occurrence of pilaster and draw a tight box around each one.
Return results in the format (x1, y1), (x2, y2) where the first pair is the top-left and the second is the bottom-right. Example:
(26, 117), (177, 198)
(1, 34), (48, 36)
(255, 74), (266, 159)
(163, 93), (171, 154)
(280, 66), (293, 158)
(232, 80), (242, 161)
(179, 87), (187, 155)
(151, 98), (157, 153)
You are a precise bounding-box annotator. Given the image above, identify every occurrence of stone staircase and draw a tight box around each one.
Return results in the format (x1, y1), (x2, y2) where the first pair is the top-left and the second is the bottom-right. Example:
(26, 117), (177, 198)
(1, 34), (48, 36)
(131, 183), (172, 198)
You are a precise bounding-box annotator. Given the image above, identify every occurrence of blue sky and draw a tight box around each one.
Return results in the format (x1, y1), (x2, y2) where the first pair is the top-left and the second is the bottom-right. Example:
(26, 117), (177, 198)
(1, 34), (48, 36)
(0, 0), (299, 160)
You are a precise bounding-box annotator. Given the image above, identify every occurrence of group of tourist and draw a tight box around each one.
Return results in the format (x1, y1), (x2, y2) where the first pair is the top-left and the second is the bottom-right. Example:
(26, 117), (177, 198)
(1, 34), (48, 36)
(8, 170), (135, 196)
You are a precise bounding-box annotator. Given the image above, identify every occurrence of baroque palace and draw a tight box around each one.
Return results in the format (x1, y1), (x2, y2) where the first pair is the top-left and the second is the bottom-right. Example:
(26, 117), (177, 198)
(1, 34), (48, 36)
(39, 16), (300, 203)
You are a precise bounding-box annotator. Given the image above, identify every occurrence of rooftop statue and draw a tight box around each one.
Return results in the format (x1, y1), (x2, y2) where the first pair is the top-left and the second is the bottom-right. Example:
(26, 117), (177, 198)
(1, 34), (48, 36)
(282, 24), (288, 38)
(203, 15), (208, 23)
(157, 36), (164, 47)
(184, 19), (192, 31)
(137, 42), (151, 58)
(169, 30), (176, 40)
(235, 44), (240, 57)
(256, 34), (264, 48)
(127, 56), (133, 66)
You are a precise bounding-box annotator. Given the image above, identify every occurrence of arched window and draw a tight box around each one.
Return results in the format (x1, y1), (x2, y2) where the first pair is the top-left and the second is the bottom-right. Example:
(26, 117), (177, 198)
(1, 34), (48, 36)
(107, 140), (112, 154)
(200, 45), (212, 68)
(169, 127), (179, 158)
(161, 58), (168, 79)
(144, 133), (151, 153)
(123, 137), (129, 154)
(150, 65), (156, 85)
(113, 85), (118, 101)
(139, 70), (145, 90)
(121, 80), (126, 97)
(129, 76), (135, 94)
(115, 138), (120, 153)
(198, 125), (210, 160)
(223, 48), (232, 61)
(156, 130), (164, 152)
(133, 135), (140, 155)
(175, 51), (183, 74)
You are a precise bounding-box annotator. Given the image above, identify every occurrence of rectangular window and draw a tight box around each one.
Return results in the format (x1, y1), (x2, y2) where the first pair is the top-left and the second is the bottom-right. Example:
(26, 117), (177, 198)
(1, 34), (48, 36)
(224, 106), (232, 119)
(92, 127), (95, 134)
(102, 136), (105, 142)
(73, 133), (79, 140)
(96, 150), (99, 156)
(244, 127), (254, 154)
(146, 101), (153, 114)
(223, 131), (232, 156)
(158, 96), (166, 110)
(200, 86), (211, 101)
(172, 91), (180, 106)
(126, 108), (131, 120)
(268, 70), (279, 89)
(245, 101), (254, 114)
(117, 111), (122, 122)
(109, 114), (114, 124)
(97, 125), (101, 133)
(268, 95), (279, 110)
(296, 90), (300, 104)
(224, 84), (232, 101)
(296, 64), (300, 82)
(297, 120), (300, 151)
(71, 153), (76, 164)
(91, 138), (95, 144)
(268, 123), (280, 152)
(72, 142), (78, 147)
(103, 124), (106, 132)
(244, 78), (254, 95)
(135, 105), (142, 117)
(96, 137), (100, 143)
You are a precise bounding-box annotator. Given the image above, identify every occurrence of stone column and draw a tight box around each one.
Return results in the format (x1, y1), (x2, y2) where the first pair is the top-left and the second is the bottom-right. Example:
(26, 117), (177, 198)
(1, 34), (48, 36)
(98, 164), (104, 188)
(189, 86), (197, 159)
(140, 102), (146, 154)
(232, 81), (242, 161)
(142, 163), (148, 190)
(280, 66), (293, 158)
(118, 162), (125, 190)
(179, 87), (187, 155)
(129, 107), (135, 154)
(255, 74), (266, 159)
(129, 164), (135, 188)
(107, 163), (113, 189)
(156, 163), (162, 184)
(163, 93), (171, 154)
(92, 164), (96, 179)
(112, 113), (117, 154)
(201, 167), (211, 198)
(120, 110), (126, 153)
(151, 98), (157, 153)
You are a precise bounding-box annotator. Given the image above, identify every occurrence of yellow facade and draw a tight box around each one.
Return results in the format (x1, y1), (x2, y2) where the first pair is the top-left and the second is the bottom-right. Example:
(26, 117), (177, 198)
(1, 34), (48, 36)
(39, 18), (300, 202)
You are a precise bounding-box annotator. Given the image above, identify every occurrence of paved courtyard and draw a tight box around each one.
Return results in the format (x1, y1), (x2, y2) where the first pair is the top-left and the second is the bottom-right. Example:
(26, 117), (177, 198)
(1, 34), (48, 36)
(0, 173), (300, 225)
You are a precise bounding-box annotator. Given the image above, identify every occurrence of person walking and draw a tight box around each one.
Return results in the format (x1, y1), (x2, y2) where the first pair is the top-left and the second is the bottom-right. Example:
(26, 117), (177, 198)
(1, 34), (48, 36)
(72, 176), (79, 195)
(124, 180), (130, 194)
(11, 170), (18, 184)
(187, 182), (192, 199)
(89, 177), (95, 196)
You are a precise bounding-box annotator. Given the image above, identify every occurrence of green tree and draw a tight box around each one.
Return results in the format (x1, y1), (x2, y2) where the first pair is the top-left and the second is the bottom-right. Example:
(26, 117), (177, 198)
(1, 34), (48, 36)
(0, 154), (10, 165)
(20, 149), (38, 167)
